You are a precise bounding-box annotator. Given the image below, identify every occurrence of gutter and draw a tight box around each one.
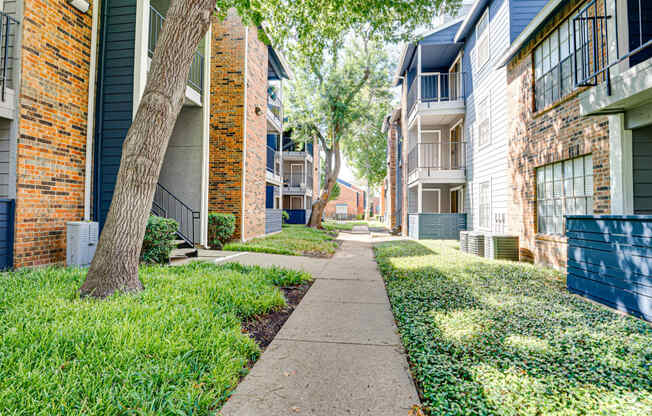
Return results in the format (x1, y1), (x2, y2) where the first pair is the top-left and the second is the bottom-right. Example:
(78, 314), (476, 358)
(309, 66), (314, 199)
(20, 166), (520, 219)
(84, 1), (100, 221)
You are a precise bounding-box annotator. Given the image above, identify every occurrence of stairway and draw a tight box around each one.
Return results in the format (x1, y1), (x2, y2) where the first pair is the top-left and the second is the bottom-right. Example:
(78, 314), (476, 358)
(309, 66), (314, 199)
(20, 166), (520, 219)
(170, 239), (198, 263)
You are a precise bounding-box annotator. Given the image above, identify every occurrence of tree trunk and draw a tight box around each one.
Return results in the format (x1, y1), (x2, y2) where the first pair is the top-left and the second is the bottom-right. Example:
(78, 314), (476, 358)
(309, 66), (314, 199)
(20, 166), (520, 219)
(308, 142), (341, 227)
(80, 0), (215, 298)
(364, 181), (371, 221)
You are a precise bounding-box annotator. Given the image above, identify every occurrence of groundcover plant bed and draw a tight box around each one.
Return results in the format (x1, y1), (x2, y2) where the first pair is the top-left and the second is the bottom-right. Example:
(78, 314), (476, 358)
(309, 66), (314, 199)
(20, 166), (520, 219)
(225, 224), (339, 257)
(374, 240), (652, 415)
(0, 262), (310, 414)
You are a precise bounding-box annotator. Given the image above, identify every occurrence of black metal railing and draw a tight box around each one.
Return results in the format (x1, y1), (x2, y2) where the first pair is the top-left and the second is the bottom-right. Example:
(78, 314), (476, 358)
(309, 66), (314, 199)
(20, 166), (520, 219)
(284, 171), (305, 188)
(0, 11), (18, 101)
(407, 72), (465, 117)
(153, 183), (200, 246)
(407, 142), (466, 175)
(268, 90), (283, 127)
(266, 146), (277, 174)
(573, 0), (652, 91)
(149, 5), (204, 94)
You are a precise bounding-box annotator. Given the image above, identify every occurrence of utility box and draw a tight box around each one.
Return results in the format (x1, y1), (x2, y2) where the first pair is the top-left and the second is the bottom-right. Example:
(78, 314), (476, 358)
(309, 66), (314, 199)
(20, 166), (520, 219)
(67, 222), (99, 267)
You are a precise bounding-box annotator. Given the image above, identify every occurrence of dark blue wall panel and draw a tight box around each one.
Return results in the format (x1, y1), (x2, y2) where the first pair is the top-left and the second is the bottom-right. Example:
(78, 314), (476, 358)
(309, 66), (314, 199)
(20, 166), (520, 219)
(0, 199), (14, 269)
(566, 215), (652, 322)
(509, 0), (547, 42)
(284, 209), (310, 225)
(94, 0), (137, 229)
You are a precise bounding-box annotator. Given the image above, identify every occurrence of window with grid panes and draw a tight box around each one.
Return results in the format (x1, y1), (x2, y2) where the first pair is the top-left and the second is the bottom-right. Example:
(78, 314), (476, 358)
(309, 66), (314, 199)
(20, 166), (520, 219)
(534, 15), (588, 110)
(477, 96), (490, 147)
(476, 9), (490, 70)
(536, 155), (593, 235)
(479, 181), (491, 229)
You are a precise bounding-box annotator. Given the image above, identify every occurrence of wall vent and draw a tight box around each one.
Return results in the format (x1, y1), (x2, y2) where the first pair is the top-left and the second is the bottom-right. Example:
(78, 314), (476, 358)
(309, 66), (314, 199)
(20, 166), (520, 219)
(67, 222), (99, 267)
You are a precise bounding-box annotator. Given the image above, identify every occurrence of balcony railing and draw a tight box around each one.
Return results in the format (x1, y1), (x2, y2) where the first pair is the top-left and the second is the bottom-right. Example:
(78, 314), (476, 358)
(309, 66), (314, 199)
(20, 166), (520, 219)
(0, 11), (19, 101)
(407, 142), (466, 175)
(268, 89), (283, 128)
(407, 72), (465, 117)
(149, 5), (204, 94)
(284, 172), (305, 188)
(573, 0), (652, 91)
(266, 145), (281, 176)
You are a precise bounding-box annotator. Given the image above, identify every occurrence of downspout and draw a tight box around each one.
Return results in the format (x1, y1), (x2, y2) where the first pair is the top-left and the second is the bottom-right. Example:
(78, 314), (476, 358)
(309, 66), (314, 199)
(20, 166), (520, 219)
(84, 0), (100, 221)
(240, 26), (249, 240)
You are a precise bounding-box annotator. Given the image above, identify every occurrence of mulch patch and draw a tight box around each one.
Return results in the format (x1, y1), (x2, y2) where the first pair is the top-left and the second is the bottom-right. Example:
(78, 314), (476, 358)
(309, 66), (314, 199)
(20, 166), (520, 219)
(242, 280), (314, 349)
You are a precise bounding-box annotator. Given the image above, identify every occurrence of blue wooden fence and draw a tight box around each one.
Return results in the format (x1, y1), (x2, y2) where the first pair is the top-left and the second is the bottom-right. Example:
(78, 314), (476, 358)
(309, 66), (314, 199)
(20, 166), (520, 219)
(0, 199), (15, 270)
(566, 215), (652, 321)
(408, 213), (467, 240)
(284, 209), (311, 225)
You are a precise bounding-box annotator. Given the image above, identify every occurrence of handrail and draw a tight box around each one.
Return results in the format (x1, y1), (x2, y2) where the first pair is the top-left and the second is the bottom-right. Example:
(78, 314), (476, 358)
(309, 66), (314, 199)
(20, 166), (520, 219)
(408, 72), (465, 118)
(408, 142), (466, 175)
(0, 11), (19, 102)
(573, 0), (652, 91)
(153, 183), (200, 246)
(149, 5), (203, 94)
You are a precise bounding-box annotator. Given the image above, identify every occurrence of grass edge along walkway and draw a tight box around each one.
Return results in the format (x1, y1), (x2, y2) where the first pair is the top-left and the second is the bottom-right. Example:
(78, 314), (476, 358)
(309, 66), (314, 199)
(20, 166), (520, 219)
(224, 224), (339, 257)
(0, 262), (311, 414)
(374, 239), (652, 416)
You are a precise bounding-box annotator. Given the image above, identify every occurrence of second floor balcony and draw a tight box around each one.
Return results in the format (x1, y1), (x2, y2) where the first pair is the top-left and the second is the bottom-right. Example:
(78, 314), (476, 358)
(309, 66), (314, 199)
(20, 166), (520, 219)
(283, 163), (314, 196)
(407, 141), (466, 185)
(149, 5), (204, 100)
(407, 72), (465, 122)
(267, 86), (283, 133)
(266, 145), (282, 185)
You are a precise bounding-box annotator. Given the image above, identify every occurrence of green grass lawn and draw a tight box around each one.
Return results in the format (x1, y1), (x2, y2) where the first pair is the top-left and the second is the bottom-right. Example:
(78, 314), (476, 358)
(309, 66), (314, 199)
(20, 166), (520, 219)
(374, 240), (652, 415)
(0, 262), (310, 414)
(224, 224), (339, 257)
(322, 219), (386, 231)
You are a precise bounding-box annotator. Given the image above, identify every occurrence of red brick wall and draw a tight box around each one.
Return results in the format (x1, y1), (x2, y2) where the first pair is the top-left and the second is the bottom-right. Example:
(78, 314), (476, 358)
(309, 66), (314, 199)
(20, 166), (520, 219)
(325, 182), (365, 219)
(507, 0), (610, 269)
(208, 10), (267, 241)
(14, 0), (92, 267)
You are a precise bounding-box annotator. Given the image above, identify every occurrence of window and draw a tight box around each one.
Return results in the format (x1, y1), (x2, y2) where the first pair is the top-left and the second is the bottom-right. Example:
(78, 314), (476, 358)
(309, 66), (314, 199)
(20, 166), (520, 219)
(479, 181), (491, 229)
(476, 9), (490, 70)
(534, 15), (589, 110)
(536, 155), (593, 235)
(477, 96), (490, 147)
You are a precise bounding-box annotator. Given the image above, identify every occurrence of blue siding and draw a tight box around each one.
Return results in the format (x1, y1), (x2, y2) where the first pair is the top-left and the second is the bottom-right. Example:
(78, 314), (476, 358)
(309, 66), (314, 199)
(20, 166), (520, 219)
(566, 215), (652, 322)
(284, 209), (310, 225)
(266, 185), (275, 209)
(422, 21), (463, 44)
(267, 134), (278, 150)
(94, 0), (137, 229)
(409, 213), (467, 240)
(0, 199), (14, 269)
(509, 0), (547, 42)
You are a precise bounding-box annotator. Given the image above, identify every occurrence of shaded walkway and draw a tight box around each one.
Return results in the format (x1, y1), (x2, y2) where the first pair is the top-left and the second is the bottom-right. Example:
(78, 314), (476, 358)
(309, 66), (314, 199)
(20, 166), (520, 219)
(218, 233), (420, 415)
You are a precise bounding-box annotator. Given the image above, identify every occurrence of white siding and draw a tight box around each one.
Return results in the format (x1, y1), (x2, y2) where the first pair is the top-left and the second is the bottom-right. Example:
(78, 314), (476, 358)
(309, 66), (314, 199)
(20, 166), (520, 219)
(464, 0), (511, 234)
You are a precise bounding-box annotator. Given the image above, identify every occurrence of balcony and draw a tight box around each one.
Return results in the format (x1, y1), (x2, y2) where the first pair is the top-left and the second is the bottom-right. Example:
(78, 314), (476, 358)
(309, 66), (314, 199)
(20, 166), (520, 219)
(0, 11), (19, 120)
(267, 86), (283, 133)
(266, 145), (282, 185)
(407, 141), (466, 184)
(576, 0), (652, 116)
(283, 169), (313, 196)
(149, 5), (204, 101)
(407, 72), (465, 124)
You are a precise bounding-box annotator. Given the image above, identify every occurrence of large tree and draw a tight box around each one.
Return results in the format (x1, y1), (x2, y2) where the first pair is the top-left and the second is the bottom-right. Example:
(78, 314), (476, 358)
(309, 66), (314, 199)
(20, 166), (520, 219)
(81, 0), (459, 298)
(343, 89), (394, 220)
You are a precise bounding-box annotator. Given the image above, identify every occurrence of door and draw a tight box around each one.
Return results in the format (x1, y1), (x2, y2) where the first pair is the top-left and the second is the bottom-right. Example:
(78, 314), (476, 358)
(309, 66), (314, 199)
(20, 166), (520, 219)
(450, 125), (461, 169)
(633, 125), (652, 214)
(290, 196), (303, 210)
(451, 189), (458, 213)
(420, 130), (441, 170)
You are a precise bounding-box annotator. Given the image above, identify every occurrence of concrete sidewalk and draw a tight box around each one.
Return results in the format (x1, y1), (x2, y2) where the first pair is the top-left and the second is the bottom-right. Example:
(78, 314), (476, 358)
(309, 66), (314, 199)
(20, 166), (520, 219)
(218, 235), (420, 415)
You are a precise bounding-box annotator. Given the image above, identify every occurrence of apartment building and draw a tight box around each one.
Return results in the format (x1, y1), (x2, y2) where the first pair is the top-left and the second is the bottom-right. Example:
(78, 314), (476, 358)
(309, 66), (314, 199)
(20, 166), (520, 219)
(500, 0), (651, 319)
(393, 0), (546, 239)
(325, 179), (366, 220)
(281, 129), (320, 224)
(0, 1), (297, 268)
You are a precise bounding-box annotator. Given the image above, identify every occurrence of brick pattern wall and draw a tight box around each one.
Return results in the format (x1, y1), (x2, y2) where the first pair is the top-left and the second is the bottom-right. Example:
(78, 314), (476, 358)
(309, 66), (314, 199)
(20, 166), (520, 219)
(387, 121), (398, 229)
(325, 182), (366, 219)
(14, 0), (92, 267)
(507, 0), (610, 269)
(209, 10), (268, 241)
(242, 24), (267, 241)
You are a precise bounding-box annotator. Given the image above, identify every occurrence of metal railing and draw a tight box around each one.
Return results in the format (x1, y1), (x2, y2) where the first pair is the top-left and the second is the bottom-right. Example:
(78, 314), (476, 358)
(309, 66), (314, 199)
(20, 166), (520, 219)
(153, 183), (200, 246)
(149, 5), (204, 94)
(573, 0), (652, 92)
(266, 146), (281, 175)
(268, 90), (283, 127)
(407, 142), (466, 175)
(284, 172), (305, 188)
(407, 72), (465, 116)
(0, 12), (18, 101)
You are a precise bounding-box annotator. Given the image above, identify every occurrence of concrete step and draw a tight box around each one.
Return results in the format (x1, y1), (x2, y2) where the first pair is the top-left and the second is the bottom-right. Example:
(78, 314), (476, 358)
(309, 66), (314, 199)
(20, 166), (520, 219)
(170, 248), (198, 260)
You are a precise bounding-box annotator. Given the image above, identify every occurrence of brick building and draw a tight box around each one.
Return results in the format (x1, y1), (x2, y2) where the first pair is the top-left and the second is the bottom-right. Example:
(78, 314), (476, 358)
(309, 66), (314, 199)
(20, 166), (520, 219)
(324, 179), (366, 220)
(501, 0), (611, 269)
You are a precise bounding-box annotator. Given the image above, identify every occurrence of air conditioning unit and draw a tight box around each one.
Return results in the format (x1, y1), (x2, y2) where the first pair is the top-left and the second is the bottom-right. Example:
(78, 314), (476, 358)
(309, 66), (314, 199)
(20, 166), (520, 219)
(468, 233), (485, 257)
(67, 222), (99, 267)
(459, 231), (469, 253)
(485, 235), (519, 261)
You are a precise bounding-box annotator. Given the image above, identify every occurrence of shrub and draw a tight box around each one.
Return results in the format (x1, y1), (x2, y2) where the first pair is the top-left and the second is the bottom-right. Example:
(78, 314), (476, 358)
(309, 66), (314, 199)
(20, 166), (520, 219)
(208, 213), (236, 249)
(141, 215), (178, 264)
(282, 211), (290, 223)
(356, 214), (364, 220)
